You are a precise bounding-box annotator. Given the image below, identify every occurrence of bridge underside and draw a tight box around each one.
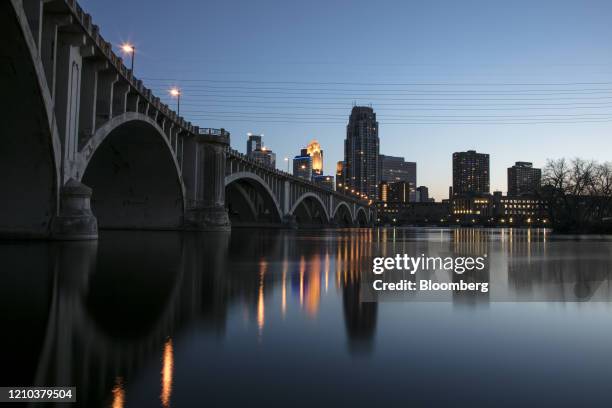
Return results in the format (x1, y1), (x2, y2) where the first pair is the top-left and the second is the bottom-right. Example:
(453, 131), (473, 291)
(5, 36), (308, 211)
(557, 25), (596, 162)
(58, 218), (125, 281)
(0, 2), (58, 239)
(226, 178), (282, 227)
(292, 196), (329, 227)
(82, 121), (184, 230)
(334, 204), (354, 227)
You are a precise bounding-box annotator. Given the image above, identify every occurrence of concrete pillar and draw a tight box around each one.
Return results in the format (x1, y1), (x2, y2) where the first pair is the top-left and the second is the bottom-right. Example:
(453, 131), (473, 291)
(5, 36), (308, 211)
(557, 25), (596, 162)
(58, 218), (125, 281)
(95, 70), (118, 129)
(40, 13), (72, 101)
(23, 0), (43, 49)
(111, 81), (129, 117)
(183, 132), (231, 231)
(126, 92), (139, 112)
(78, 56), (105, 150)
(50, 179), (98, 240)
(55, 31), (87, 181)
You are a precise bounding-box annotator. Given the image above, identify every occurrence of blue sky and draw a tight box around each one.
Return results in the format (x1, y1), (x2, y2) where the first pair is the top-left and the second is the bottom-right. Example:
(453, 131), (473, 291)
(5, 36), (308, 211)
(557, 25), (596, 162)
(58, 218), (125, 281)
(81, 0), (612, 200)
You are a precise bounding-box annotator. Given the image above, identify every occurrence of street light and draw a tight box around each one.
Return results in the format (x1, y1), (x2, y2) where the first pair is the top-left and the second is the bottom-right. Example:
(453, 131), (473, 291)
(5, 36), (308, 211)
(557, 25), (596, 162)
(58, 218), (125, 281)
(169, 87), (181, 116)
(120, 43), (135, 72)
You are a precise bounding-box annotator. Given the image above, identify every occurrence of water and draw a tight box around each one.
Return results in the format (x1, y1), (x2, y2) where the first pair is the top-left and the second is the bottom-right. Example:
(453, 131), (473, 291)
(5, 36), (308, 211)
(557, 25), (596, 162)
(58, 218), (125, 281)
(2, 228), (612, 407)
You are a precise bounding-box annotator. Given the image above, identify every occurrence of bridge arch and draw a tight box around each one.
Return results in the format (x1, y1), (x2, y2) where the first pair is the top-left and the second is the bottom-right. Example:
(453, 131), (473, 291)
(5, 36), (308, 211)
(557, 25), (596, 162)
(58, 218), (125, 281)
(225, 172), (283, 226)
(79, 113), (185, 229)
(0, 1), (62, 238)
(332, 202), (354, 227)
(290, 193), (330, 225)
(356, 207), (369, 226)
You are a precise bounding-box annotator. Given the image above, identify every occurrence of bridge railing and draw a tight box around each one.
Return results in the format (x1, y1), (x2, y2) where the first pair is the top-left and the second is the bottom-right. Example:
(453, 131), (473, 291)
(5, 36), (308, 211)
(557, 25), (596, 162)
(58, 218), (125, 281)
(58, 0), (196, 136)
(198, 128), (230, 137)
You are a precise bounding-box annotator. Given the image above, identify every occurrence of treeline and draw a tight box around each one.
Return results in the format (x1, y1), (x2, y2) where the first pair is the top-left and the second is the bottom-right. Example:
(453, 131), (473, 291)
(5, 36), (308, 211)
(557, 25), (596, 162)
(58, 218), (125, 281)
(540, 158), (612, 233)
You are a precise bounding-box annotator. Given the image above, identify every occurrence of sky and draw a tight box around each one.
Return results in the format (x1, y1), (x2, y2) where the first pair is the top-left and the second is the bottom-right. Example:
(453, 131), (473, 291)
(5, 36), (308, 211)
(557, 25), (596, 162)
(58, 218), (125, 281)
(81, 0), (612, 201)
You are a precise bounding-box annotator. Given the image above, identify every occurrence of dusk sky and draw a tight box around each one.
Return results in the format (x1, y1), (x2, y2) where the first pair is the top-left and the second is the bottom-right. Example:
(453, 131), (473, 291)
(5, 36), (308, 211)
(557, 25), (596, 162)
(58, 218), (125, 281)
(81, 0), (612, 200)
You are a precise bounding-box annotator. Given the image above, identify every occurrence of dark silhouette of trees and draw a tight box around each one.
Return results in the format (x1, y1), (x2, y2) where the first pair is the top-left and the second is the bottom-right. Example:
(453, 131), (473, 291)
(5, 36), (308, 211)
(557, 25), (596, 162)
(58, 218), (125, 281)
(541, 158), (612, 232)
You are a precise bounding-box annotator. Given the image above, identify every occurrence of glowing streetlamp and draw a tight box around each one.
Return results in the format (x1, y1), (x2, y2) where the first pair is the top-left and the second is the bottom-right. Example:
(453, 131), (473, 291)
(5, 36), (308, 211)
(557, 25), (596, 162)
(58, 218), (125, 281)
(169, 87), (181, 116)
(120, 43), (135, 72)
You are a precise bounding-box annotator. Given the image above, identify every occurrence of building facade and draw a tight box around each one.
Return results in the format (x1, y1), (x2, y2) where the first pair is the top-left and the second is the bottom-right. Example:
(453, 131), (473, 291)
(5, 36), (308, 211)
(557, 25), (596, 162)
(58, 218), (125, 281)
(335, 161), (345, 192)
(452, 150), (490, 196)
(293, 149), (313, 180)
(344, 106), (380, 200)
(251, 147), (276, 168)
(246, 133), (262, 155)
(416, 186), (429, 202)
(306, 140), (324, 175)
(379, 155), (416, 184)
(313, 174), (334, 190)
(507, 162), (541, 196)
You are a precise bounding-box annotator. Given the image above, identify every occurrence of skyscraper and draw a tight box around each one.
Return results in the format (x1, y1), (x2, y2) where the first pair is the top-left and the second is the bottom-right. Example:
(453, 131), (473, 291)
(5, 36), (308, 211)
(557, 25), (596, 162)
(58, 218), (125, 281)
(507, 162), (541, 196)
(306, 140), (324, 175)
(246, 133), (262, 155)
(344, 106), (380, 200)
(452, 150), (490, 196)
(293, 149), (312, 180)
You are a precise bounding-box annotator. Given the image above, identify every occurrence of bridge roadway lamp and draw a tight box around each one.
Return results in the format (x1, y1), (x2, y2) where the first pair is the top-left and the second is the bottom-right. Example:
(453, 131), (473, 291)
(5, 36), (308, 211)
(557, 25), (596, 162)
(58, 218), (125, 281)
(120, 43), (135, 72)
(169, 87), (181, 116)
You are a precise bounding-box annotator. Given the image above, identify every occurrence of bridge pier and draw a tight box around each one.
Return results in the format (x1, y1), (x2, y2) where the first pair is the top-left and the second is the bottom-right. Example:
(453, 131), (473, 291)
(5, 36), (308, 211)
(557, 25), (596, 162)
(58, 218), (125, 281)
(50, 179), (98, 240)
(184, 131), (231, 231)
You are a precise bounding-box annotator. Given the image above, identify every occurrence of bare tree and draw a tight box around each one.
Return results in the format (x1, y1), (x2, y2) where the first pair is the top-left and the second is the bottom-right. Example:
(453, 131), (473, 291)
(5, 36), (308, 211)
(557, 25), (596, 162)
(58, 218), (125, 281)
(541, 158), (612, 232)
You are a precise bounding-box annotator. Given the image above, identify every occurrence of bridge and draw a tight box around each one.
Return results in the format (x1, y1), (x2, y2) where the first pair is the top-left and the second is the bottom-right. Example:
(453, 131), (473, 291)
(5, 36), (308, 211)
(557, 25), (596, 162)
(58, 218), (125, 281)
(1, 0), (373, 240)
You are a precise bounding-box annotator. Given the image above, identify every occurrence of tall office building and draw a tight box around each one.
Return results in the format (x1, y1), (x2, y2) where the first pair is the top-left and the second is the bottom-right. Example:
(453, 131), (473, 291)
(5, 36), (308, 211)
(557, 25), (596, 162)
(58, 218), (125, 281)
(452, 150), (490, 196)
(344, 106), (380, 200)
(379, 155), (416, 184)
(293, 149), (313, 180)
(306, 140), (324, 175)
(507, 162), (541, 196)
(246, 133), (262, 155)
(336, 161), (345, 191)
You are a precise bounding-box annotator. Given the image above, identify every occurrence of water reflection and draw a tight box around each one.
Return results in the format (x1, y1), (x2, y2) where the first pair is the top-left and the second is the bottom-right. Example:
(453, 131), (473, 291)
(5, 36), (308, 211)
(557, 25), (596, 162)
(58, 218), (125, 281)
(160, 339), (173, 408)
(2, 228), (612, 406)
(111, 378), (125, 408)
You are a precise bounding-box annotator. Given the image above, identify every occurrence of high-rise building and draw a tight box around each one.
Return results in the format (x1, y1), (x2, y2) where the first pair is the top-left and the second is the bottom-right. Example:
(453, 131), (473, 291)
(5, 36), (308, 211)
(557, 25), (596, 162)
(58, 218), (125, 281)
(306, 140), (324, 175)
(335, 161), (345, 192)
(507, 162), (541, 196)
(452, 150), (490, 196)
(251, 147), (276, 168)
(246, 133), (262, 155)
(293, 149), (312, 180)
(344, 106), (380, 200)
(379, 155), (416, 184)
(416, 186), (429, 202)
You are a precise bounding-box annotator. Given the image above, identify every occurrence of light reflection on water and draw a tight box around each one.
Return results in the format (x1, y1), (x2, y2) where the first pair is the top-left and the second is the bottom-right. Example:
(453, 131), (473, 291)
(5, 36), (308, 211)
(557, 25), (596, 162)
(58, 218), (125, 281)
(1, 228), (612, 407)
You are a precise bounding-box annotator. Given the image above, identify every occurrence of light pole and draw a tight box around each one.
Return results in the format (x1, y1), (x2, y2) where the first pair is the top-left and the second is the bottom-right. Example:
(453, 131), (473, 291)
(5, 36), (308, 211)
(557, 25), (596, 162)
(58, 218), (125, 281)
(121, 43), (135, 72)
(169, 87), (181, 116)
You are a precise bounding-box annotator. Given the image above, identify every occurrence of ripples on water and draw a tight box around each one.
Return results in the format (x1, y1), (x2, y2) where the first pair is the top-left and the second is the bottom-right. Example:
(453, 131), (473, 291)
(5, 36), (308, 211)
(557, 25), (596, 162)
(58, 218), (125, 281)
(2, 228), (612, 407)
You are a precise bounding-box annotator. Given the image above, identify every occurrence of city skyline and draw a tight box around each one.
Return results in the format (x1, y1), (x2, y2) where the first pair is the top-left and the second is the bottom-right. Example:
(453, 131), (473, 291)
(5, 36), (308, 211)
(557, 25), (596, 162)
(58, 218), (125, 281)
(80, 0), (612, 201)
